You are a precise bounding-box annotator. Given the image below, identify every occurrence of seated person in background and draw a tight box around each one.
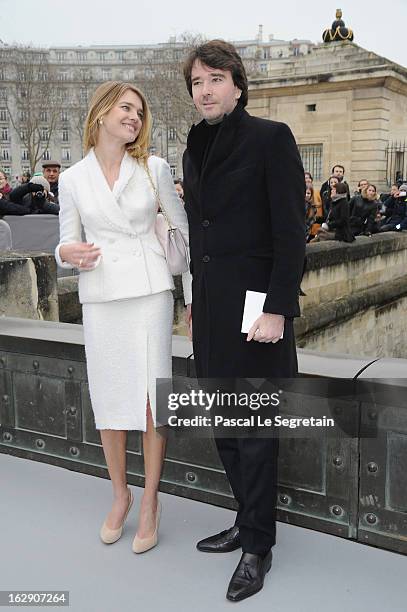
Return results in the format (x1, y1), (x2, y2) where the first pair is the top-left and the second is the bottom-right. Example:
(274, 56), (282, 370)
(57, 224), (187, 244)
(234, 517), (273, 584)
(353, 178), (368, 196)
(320, 164), (351, 203)
(0, 169), (31, 216)
(305, 185), (324, 242)
(349, 184), (379, 236)
(321, 175), (339, 217)
(379, 183), (407, 232)
(305, 172), (322, 207)
(310, 182), (355, 243)
(9, 176), (60, 215)
(379, 184), (399, 220)
(42, 160), (61, 204)
(174, 178), (184, 202)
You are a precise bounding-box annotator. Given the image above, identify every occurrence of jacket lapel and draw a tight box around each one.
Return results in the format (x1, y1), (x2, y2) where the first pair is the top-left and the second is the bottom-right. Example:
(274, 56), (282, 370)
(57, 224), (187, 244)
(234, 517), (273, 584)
(84, 148), (136, 235)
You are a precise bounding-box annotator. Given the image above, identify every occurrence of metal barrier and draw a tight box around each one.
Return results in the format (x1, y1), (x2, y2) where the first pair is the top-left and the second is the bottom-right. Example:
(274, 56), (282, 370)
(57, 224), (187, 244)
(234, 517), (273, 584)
(0, 316), (406, 554)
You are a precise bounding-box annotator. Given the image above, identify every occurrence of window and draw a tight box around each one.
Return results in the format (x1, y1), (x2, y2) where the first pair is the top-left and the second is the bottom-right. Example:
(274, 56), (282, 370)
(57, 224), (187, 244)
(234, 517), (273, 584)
(20, 129), (27, 141)
(116, 50), (125, 62)
(77, 51), (87, 62)
(21, 148), (29, 161)
(56, 52), (67, 61)
(97, 52), (107, 63)
(0, 69), (4, 80)
(102, 69), (111, 80)
(168, 127), (176, 141)
(0, 88), (7, 101)
(306, 104), (316, 112)
(1, 149), (10, 161)
(0, 109), (7, 121)
(1, 127), (9, 141)
(38, 71), (48, 81)
(58, 71), (69, 81)
(40, 110), (48, 122)
(61, 110), (68, 122)
(79, 88), (88, 103)
(62, 128), (69, 142)
(19, 110), (28, 122)
(42, 150), (51, 161)
(1, 165), (10, 175)
(62, 148), (71, 161)
(18, 71), (26, 81)
(298, 144), (323, 182)
(170, 164), (176, 178)
(260, 63), (268, 73)
(41, 128), (49, 141)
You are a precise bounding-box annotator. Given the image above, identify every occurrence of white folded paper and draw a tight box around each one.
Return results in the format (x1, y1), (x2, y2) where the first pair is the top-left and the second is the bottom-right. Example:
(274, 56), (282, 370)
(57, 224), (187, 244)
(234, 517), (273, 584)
(241, 290), (284, 339)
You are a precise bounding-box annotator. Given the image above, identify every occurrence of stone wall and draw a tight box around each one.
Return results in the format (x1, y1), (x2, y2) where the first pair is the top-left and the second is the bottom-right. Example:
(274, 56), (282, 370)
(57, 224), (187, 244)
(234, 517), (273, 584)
(0, 252), (58, 321)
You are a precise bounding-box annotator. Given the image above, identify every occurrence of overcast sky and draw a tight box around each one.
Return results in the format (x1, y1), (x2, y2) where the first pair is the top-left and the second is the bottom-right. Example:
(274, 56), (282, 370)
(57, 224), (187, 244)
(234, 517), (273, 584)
(1, 0), (406, 68)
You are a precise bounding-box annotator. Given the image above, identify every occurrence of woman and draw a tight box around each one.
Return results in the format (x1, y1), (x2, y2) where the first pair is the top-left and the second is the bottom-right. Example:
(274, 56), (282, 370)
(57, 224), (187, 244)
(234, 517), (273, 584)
(310, 182), (354, 243)
(349, 184), (379, 236)
(321, 175), (339, 217)
(305, 185), (324, 242)
(55, 81), (191, 553)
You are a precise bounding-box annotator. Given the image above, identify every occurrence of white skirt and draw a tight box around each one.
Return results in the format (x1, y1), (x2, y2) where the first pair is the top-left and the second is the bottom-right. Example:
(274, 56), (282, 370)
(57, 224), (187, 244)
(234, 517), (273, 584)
(82, 290), (173, 431)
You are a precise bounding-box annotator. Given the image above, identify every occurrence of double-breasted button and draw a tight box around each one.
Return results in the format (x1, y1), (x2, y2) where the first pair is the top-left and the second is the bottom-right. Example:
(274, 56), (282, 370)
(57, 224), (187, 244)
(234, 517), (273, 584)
(202, 255), (210, 263)
(202, 219), (210, 228)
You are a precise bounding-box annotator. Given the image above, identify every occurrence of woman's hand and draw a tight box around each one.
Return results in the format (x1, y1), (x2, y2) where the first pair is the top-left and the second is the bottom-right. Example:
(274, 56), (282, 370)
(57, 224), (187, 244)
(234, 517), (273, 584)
(59, 242), (102, 270)
(185, 304), (192, 340)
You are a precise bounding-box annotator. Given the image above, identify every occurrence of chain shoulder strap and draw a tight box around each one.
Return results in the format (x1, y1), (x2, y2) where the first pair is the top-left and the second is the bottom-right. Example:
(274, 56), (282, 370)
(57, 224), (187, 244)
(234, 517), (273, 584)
(145, 162), (174, 230)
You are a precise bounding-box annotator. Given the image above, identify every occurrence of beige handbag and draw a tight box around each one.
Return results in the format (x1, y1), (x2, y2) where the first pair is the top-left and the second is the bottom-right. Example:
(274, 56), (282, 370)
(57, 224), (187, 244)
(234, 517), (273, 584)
(145, 164), (190, 275)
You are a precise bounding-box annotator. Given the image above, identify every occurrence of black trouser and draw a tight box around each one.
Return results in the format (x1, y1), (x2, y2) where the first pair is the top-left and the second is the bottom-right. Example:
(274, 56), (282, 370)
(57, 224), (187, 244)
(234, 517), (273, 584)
(215, 435), (279, 556)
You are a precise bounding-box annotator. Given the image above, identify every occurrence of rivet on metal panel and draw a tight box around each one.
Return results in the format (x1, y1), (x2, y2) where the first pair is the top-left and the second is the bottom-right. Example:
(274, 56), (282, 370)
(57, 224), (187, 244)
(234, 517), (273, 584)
(366, 513), (378, 524)
(2, 395), (9, 402)
(35, 439), (45, 449)
(3, 432), (12, 442)
(33, 361), (40, 370)
(0, 357), (5, 366)
(67, 366), (74, 374)
(367, 462), (378, 473)
(70, 447), (79, 456)
(68, 406), (77, 416)
(333, 456), (343, 467)
(279, 494), (290, 505)
(368, 410), (377, 420)
(331, 505), (343, 516)
(186, 472), (197, 483)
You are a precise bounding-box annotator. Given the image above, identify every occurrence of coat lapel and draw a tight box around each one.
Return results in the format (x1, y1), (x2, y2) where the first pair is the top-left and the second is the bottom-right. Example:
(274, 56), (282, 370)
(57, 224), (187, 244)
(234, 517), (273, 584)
(84, 148), (137, 235)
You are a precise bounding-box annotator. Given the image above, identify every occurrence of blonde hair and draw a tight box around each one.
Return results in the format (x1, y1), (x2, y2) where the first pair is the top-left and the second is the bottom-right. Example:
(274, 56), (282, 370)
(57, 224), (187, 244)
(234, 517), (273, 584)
(83, 81), (152, 163)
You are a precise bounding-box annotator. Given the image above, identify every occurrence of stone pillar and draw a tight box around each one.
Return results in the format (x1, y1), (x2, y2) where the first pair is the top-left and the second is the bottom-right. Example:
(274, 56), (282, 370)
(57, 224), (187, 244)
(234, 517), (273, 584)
(0, 251), (59, 321)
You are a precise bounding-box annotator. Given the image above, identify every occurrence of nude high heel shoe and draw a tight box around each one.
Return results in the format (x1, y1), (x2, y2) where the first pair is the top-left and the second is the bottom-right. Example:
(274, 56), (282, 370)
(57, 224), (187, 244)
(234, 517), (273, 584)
(132, 499), (162, 554)
(100, 488), (134, 544)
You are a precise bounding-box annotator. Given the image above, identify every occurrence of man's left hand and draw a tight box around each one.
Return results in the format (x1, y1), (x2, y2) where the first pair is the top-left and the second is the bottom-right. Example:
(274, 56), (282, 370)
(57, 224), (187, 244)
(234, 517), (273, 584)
(247, 313), (285, 343)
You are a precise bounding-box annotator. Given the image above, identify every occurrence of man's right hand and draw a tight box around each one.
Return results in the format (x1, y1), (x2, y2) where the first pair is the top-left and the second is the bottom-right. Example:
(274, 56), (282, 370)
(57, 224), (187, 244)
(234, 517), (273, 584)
(59, 242), (102, 270)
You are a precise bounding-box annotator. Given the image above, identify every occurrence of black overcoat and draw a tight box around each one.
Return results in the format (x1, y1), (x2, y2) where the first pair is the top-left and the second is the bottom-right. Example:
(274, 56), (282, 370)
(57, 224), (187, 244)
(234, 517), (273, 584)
(183, 103), (305, 379)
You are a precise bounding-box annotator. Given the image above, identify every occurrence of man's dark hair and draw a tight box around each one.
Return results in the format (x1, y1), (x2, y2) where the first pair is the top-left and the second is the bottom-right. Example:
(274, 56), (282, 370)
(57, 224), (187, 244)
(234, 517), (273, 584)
(304, 172), (313, 180)
(183, 39), (248, 107)
(335, 181), (347, 195)
(332, 164), (345, 174)
(174, 178), (183, 187)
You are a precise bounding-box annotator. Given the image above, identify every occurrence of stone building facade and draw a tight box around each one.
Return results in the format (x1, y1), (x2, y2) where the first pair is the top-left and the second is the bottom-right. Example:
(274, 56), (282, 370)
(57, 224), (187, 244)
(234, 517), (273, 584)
(247, 41), (407, 192)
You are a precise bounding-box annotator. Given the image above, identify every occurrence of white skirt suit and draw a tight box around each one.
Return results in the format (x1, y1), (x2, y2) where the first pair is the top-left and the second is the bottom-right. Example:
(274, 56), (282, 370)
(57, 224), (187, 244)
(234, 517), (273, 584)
(55, 149), (192, 431)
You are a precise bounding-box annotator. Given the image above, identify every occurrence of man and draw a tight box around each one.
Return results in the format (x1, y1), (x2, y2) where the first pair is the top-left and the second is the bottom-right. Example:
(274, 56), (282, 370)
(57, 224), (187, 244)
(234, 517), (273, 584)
(182, 40), (305, 602)
(42, 160), (61, 204)
(174, 178), (184, 201)
(320, 164), (350, 201)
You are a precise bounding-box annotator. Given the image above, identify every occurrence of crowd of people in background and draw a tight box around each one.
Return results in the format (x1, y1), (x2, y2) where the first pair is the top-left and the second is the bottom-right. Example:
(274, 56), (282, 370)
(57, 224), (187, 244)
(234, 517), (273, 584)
(0, 161), (61, 217)
(1, 157), (406, 244)
(305, 164), (407, 243)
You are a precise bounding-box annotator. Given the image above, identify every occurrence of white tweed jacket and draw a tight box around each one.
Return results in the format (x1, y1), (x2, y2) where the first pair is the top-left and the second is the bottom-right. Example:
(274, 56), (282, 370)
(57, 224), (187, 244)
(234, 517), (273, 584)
(55, 148), (192, 304)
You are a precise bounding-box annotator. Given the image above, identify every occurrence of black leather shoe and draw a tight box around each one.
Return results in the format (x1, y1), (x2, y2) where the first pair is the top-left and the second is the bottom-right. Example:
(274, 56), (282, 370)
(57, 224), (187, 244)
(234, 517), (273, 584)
(196, 525), (241, 553)
(226, 550), (273, 602)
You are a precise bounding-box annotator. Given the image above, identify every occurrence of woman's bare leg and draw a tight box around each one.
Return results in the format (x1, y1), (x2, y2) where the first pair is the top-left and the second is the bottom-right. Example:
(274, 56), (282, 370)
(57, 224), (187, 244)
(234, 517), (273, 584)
(100, 430), (130, 529)
(137, 400), (167, 538)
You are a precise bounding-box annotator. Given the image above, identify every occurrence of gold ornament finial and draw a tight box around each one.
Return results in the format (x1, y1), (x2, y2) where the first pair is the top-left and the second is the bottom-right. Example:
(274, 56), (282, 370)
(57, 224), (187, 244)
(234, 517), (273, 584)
(336, 8), (342, 19)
